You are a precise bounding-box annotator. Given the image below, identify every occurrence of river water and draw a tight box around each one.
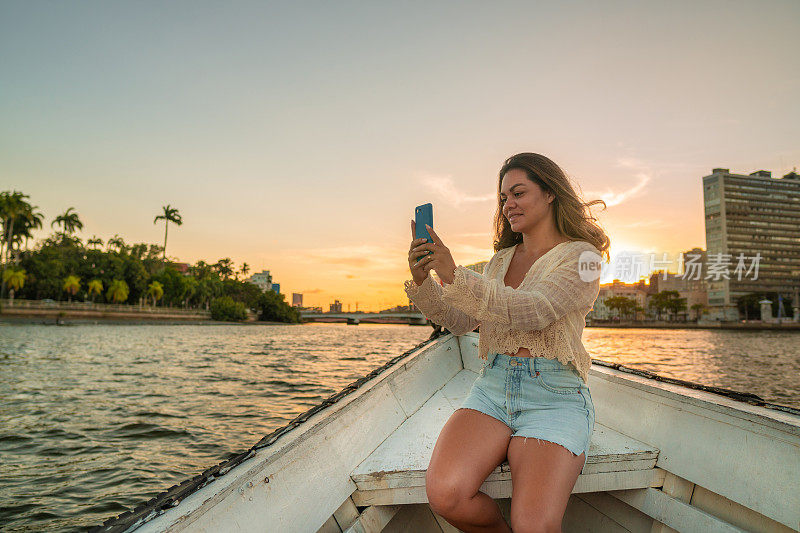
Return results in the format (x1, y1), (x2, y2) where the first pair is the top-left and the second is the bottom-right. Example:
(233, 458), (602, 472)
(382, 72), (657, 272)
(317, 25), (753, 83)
(1, 323), (798, 532)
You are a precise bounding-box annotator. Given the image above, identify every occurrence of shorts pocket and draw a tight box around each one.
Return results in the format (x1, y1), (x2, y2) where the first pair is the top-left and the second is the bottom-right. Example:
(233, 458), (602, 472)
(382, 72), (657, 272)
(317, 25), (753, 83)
(536, 370), (582, 395)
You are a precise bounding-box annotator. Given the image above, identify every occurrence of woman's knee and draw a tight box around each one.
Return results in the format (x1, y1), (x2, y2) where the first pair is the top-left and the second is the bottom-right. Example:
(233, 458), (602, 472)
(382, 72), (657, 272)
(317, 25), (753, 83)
(425, 470), (470, 516)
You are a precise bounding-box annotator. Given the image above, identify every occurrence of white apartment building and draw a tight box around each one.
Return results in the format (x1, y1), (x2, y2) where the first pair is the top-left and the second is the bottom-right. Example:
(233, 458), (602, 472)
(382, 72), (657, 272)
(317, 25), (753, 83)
(702, 168), (800, 321)
(247, 270), (273, 292)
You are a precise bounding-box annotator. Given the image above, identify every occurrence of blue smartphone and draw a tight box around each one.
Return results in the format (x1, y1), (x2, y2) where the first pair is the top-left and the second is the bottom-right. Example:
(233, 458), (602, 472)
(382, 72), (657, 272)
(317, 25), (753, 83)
(414, 203), (433, 262)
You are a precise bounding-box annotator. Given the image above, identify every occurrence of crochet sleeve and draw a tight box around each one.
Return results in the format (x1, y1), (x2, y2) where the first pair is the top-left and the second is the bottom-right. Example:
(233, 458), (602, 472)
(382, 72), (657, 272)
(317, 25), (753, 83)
(440, 242), (601, 331)
(403, 254), (499, 336)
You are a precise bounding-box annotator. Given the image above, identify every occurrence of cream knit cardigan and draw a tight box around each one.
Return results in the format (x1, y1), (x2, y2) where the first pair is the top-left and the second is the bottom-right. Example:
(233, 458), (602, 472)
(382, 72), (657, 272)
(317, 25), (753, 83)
(404, 240), (601, 383)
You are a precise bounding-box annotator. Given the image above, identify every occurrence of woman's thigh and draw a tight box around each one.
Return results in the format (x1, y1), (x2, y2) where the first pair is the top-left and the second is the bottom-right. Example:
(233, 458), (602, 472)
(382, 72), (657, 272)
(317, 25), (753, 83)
(506, 437), (585, 529)
(427, 407), (512, 498)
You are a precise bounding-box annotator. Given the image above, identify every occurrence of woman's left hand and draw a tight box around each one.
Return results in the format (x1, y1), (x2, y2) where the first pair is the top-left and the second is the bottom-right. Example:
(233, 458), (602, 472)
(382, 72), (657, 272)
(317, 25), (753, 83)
(414, 224), (458, 285)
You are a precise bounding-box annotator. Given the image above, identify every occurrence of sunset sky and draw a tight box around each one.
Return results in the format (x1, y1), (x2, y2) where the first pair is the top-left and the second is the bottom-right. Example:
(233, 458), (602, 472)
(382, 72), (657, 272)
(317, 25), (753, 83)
(2, 1), (799, 312)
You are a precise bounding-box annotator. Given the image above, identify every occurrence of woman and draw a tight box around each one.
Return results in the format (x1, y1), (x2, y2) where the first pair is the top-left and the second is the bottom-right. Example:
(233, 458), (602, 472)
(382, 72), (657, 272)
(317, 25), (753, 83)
(405, 152), (610, 532)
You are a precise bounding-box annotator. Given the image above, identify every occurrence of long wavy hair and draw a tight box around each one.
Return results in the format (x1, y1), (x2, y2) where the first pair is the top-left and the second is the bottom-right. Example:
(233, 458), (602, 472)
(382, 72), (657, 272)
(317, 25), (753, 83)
(492, 152), (610, 262)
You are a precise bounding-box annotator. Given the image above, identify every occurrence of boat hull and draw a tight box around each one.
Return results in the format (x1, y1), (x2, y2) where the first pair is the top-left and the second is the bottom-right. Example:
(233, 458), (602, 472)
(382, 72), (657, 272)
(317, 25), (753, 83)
(97, 332), (800, 532)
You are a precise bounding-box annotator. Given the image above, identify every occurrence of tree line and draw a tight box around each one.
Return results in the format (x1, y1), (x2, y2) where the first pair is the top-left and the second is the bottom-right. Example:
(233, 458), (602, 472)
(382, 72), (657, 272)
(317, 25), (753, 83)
(602, 291), (701, 321)
(600, 290), (793, 322)
(0, 190), (300, 323)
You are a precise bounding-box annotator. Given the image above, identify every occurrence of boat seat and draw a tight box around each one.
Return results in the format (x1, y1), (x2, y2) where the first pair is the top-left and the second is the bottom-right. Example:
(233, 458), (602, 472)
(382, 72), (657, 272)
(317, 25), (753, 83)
(350, 368), (662, 506)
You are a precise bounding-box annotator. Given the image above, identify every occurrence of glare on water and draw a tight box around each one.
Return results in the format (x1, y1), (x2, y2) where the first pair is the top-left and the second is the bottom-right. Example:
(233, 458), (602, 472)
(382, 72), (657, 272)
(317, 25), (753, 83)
(0, 323), (797, 532)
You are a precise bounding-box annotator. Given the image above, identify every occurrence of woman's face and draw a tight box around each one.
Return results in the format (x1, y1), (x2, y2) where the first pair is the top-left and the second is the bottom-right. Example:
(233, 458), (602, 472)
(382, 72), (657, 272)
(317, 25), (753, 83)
(499, 168), (554, 233)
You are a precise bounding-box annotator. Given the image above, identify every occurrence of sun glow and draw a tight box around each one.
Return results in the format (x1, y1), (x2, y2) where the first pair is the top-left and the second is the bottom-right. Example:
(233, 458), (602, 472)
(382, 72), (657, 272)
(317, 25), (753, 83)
(601, 239), (656, 284)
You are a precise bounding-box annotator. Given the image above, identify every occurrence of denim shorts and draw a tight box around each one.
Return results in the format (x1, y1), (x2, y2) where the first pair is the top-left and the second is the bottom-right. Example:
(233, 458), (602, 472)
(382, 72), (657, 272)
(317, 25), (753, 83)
(459, 353), (595, 469)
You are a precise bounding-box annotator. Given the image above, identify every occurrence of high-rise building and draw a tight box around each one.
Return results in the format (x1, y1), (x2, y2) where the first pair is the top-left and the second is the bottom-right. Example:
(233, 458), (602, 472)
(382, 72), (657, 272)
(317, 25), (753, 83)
(292, 293), (303, 307)
(246, 270), (281, 294)
(702, 168), (800, 321)
(677, 247), (707, 285)
(247, 270), (273, 292)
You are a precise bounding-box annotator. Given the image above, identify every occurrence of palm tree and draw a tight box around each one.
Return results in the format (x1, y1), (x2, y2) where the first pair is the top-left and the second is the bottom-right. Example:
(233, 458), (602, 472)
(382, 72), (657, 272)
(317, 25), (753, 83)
(1, 191), (29, 263)
(107, 234), (126, 253)
(191, 260), (213, 279)
(51, 207), (83, 242)
(127, 243), (147, 261)
(197, 277), (217, 310)
(1, 191), (41, 298)
(87, 279), (103, 303)
(10, 204), (43, 258)
(106, 279), (129, 304)
(63, 275), (81, 302)
(146, 281), (164, 307)
(154, 205), (182, 261)
(5, 233), (23, 264)
(214, 258), (234, 280)
(240, 262), (250, 280)
(182, 276), (198, 308)
(87, 236), (103, 250)
(2, 267), (26, 304)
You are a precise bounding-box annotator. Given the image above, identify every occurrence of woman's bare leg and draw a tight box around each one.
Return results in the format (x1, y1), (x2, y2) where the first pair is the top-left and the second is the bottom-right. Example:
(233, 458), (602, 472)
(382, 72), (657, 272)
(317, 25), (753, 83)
(506, 437), (586, 533)
(426, 408), (513, 532)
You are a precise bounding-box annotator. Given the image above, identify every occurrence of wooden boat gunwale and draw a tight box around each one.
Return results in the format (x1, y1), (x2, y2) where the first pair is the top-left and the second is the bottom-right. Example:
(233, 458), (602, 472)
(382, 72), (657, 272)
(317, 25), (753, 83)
(90, 329), (449, 532)
(91, 326), (800, 532)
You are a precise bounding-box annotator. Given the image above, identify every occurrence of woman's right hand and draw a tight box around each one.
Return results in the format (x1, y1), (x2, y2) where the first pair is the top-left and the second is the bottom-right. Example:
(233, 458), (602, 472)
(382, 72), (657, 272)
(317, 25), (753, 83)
(408, 220), (431, 286)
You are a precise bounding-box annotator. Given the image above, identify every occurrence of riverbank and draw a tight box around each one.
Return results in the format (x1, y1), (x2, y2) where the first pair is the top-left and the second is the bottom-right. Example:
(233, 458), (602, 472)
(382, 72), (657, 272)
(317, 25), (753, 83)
(0, 315), (296, 326)
(0, 306), (297, 326)
(588, 321), (800, 330)
(0, 305), (210, 323)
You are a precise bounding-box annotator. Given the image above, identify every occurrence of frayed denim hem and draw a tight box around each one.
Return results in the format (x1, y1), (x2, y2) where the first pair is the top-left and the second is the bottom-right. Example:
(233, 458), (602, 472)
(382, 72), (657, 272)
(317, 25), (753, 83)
(511, 435), (590, 469)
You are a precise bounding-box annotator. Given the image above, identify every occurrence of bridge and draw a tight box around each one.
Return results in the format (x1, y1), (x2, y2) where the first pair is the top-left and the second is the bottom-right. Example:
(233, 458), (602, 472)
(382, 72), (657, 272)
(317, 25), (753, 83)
(298, 311), (429, 325)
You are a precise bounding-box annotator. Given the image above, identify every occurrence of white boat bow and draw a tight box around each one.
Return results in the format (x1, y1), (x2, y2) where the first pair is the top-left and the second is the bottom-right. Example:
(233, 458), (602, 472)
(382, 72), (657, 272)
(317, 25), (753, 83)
(92, 329), (800, 533)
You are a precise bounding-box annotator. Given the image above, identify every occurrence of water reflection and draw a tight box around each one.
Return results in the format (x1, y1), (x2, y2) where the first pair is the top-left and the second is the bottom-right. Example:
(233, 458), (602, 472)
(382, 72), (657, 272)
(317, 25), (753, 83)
(1, 323), (798, 532)
(0, 323), (433, 532)
(583, 328), (800, 407)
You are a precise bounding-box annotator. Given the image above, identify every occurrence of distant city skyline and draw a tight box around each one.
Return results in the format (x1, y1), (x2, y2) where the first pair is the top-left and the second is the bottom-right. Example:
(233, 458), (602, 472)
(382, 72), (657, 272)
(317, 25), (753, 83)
(2, 1), (799, 312)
